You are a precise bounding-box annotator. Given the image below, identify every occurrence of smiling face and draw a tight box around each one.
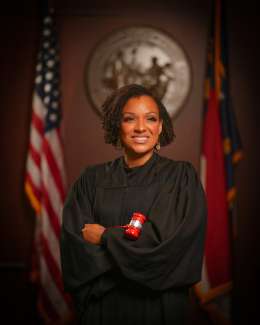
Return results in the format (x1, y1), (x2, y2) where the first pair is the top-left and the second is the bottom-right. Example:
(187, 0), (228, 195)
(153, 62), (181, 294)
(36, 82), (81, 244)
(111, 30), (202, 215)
(120, 95), (162, 160)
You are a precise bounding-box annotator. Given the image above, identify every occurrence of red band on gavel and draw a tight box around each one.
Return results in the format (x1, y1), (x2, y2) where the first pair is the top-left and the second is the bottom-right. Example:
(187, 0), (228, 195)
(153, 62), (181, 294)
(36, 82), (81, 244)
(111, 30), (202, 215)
(124, 212), (147, 240)
(106, 212), (147, 240)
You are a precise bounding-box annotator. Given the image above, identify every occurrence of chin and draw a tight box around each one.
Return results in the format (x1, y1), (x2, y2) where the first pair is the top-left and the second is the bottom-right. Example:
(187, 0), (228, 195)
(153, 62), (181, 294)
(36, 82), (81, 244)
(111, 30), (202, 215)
(125, 144), (155, 156)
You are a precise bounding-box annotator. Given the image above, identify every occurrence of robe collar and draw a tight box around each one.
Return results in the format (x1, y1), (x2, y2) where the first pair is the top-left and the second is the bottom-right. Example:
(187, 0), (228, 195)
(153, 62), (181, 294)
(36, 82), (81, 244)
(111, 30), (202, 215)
(99, 152), (161, 188)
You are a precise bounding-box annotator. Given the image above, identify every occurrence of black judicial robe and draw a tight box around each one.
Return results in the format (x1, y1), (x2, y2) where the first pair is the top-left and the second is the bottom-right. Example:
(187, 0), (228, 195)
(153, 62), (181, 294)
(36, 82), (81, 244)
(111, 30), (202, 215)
(60, 153), (207, 324)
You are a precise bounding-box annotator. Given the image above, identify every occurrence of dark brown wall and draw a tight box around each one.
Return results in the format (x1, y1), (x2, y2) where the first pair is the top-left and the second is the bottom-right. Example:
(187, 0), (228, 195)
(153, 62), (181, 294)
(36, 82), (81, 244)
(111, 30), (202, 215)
(59, 3), (209, 185)
(0, 0), (258, 324)
(227, 2), (259, 324)
(0, 12), (42, 324)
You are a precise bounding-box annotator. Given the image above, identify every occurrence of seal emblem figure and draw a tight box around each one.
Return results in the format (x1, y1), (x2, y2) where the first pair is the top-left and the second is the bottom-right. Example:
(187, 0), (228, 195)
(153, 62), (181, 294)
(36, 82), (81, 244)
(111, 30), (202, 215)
(84, 26), (192, 119)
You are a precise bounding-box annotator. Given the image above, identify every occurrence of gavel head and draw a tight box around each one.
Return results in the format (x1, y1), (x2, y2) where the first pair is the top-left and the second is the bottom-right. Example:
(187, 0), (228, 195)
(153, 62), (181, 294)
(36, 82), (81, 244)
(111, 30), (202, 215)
(124, 212), (147, 240)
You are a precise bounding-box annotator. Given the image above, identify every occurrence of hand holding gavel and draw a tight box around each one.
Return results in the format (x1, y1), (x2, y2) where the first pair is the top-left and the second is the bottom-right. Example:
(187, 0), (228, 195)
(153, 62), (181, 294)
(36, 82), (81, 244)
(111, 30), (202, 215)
(82, 212), (147, 244)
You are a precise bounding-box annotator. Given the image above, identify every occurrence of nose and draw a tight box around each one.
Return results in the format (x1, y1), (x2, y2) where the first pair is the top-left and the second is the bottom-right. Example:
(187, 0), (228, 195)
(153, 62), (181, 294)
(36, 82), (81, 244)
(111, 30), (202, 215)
(134, 118), (146, 132)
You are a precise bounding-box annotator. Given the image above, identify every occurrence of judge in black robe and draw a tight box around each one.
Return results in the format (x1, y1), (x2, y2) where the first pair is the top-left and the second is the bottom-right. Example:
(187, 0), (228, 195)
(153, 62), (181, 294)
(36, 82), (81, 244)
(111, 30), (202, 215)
(60, 152), (206, 324)
(60, 84), (207, 324)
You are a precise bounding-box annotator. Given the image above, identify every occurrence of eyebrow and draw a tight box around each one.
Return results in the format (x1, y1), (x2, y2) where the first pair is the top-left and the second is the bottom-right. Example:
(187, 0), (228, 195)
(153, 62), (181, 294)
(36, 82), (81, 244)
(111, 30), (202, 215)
(122, 111), (159, 115)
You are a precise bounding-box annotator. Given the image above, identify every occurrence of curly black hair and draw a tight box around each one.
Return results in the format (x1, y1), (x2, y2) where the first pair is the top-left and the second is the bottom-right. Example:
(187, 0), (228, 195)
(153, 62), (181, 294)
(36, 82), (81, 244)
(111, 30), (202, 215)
(101, 84), (175, 147)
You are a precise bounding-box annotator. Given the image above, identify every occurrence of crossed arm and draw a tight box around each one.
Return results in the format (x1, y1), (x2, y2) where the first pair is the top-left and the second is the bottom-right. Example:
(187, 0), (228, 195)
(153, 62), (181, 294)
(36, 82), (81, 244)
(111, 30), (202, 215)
(81, 223), (106, 245)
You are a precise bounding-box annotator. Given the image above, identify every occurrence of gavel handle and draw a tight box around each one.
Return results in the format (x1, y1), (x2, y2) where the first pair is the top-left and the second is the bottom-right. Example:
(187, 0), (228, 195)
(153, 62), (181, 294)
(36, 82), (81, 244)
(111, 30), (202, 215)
(107, 224), (129, 229)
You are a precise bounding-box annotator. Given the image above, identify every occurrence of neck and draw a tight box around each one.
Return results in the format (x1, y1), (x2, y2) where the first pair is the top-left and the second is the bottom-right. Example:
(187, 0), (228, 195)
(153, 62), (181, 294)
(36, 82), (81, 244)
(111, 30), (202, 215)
(124, 150), (154, 168)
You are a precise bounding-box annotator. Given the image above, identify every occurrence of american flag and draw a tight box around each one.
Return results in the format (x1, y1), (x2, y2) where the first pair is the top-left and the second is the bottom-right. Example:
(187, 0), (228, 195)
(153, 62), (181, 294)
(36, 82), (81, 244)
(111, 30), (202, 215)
(194, 0), (242, 321)
(25, 11), (73, 324)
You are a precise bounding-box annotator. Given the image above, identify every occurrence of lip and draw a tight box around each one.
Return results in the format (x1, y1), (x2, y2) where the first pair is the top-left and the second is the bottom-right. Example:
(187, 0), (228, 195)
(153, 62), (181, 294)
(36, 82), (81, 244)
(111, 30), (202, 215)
(132, 136), (149, 144)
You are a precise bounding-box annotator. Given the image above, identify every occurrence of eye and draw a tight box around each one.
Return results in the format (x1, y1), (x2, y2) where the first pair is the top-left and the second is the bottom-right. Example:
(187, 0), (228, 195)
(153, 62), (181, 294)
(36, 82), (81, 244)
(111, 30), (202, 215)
(147, 116), (157, 122)
(122, 116), (135, 122)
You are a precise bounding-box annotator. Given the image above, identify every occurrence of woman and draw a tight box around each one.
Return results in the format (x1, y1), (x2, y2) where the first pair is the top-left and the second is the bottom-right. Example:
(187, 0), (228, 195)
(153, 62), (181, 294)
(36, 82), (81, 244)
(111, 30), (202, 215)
(60, 84), (207, 324)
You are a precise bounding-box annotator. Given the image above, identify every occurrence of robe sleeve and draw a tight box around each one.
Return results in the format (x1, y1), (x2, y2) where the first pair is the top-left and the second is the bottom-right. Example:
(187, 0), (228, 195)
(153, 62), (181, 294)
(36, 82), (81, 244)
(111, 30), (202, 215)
(101, 161), (207, 291)
(60, 166), (117, 312)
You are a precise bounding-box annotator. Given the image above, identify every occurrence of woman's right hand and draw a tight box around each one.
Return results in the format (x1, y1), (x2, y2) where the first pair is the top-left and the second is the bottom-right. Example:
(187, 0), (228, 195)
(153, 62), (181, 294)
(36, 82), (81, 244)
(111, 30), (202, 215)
(82, 223), (106, 245)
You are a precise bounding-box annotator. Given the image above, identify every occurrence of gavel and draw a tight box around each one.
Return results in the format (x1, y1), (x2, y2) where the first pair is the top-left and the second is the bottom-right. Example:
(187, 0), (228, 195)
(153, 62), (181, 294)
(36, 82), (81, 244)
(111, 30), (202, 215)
(99, 212), (147, 241)
(124, 212), (147, 240)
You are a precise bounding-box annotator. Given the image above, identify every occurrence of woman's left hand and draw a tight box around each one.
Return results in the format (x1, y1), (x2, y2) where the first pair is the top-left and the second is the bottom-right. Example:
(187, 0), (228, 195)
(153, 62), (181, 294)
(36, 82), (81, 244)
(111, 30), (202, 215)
(82, 223), (106, 245)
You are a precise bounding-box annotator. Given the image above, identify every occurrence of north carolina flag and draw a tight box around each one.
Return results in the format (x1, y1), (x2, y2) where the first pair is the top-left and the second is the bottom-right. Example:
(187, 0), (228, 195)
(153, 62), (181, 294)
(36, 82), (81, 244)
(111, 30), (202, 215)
(194, 0), (243, 320)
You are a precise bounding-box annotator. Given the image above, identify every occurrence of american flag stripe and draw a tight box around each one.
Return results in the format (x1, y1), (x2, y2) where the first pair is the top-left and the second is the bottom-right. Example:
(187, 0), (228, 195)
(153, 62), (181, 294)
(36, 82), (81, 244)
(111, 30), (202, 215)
(32, 112), (44, 136)
(29, 143), (41, 167)
(26, 155), (41, 188)
(46, 131), (67, 185)
(41, 203), (60, 248)
(25, 10), (73, 322)
(26, 173), (41, 202)
(41, 235), (71, 306)
(40, 256), (69, 317)
(30, 123), (43, 151)
(41, 191), (61, 240)
(41, 155), (64, 218)
(38, 289), (60, 323)
(42, 137), (66, 200)
(41, 233), (61, 279)
(33, 92), (46, 120)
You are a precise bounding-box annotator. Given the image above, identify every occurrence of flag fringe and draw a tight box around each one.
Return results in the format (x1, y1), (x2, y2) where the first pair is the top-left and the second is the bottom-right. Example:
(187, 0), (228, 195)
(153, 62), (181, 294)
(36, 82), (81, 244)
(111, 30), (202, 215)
(25, 180), (41, 214)
(232, 150), (243, 164)
(193, 281), (232, 304)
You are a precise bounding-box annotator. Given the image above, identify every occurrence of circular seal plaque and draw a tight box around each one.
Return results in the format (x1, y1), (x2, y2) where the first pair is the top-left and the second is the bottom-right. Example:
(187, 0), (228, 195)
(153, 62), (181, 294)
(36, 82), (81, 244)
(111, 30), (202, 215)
(84, 26), (192, 119)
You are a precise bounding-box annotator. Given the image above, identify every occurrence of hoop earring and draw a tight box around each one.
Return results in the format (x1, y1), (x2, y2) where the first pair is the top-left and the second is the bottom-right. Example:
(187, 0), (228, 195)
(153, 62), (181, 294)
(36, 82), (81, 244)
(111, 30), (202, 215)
(155, 142), (160, 152)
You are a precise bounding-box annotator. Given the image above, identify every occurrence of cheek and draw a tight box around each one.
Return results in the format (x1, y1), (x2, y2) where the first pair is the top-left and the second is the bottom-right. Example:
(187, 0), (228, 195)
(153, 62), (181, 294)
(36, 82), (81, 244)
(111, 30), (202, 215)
(120, 124), (133, 137)
(151, 123), (162, 135)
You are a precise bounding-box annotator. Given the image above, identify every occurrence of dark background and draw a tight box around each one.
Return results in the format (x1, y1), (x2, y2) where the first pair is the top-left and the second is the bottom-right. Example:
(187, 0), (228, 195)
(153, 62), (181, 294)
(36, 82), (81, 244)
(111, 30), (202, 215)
(0, 0), (259, 324)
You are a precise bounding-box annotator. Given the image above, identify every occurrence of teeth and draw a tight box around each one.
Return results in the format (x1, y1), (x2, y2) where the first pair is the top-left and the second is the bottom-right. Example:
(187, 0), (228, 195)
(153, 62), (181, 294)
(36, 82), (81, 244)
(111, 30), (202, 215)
(133, 136), (149, 143)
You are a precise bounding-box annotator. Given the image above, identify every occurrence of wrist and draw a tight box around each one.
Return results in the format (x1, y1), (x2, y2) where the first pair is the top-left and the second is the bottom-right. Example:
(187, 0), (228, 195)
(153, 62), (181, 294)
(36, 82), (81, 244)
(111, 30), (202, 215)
(100, 228), (108, 247)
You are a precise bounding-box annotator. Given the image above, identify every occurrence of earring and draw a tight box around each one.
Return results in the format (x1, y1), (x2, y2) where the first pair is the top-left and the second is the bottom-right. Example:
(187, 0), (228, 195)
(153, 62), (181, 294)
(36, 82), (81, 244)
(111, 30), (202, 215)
(155, 142), (160, 152)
